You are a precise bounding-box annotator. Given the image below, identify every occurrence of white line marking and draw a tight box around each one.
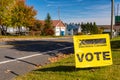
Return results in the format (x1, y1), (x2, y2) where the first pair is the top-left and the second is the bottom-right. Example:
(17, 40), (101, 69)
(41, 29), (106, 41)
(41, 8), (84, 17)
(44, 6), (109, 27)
(57, 43), (65, 46)
(0, 46), (73, 65)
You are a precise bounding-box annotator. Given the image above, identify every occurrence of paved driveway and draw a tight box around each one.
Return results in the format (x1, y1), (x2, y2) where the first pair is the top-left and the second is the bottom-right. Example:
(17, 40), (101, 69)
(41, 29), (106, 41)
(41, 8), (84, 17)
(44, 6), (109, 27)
(0, 37), (74, 80)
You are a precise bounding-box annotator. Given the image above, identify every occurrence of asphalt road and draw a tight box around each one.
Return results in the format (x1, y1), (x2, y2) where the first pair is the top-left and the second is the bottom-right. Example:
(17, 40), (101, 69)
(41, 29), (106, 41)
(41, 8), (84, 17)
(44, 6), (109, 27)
(0, 37), (74, 80)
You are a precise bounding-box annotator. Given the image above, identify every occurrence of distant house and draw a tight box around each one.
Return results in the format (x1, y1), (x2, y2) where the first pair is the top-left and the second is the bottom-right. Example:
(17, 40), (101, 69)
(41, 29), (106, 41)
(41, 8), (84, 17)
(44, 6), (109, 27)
(0, 25), (29, 35)
(7, 27), (28, 34)
(98, 25), (120, 36)
(66, 24), (81, 35)
(4, 20), (66, 36)
(40, 20), (66, 36)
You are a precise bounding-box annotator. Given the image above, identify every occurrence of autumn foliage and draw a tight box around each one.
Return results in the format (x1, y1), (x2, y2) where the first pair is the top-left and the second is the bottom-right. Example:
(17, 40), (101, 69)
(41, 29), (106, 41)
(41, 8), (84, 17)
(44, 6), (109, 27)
(0, 0), (37, 35)
(11, 0), (37, 35)
(44, 28), (54, 35)
(42, 13), (55, 36)
(0, 0), (55, 36)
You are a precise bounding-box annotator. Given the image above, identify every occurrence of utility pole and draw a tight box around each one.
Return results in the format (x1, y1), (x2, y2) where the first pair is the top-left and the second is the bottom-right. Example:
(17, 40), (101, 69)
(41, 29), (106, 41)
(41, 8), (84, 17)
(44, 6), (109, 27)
(117, 4), (119, 16)
(58, 7), (60, 20)
(111, 0), (114, 39)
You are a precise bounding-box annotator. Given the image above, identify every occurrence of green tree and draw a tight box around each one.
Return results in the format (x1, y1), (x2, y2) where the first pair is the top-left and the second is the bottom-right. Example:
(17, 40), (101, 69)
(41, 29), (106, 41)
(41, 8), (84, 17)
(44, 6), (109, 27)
(81, 22), (99, 34)
(11, 0), (37, 35)
(43, 13), (54, 36)
(81, 22), (88, 34)
(28, 20), (43, 36)
(86, 22), (90, 33)
(30, 20), (42, 31)
(92, 22), (98, 34)
(90, 23), (93, 33)
(0, 0), (15, 35)
(81, 22), (84, 33)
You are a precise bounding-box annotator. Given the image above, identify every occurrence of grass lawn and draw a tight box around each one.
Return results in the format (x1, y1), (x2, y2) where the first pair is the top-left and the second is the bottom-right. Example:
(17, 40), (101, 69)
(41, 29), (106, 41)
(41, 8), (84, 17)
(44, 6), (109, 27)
(0, 35), (63, 38)
(14, 37), (120, 80)
(0, 35), (67, 42)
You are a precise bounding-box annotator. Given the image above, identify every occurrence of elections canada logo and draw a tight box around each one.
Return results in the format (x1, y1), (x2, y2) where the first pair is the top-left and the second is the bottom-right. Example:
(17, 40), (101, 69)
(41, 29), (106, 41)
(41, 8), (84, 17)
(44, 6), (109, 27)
(79, 38), (107, 48)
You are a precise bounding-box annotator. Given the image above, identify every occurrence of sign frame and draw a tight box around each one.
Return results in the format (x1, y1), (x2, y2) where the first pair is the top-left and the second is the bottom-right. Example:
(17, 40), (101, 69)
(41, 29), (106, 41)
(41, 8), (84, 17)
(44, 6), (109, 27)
(73, 34), (113, 68)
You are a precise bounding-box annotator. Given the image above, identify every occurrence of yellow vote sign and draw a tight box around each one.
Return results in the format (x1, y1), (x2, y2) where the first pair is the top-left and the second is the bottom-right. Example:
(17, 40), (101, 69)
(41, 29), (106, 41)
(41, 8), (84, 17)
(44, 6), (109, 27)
(73, 34), (112, 68)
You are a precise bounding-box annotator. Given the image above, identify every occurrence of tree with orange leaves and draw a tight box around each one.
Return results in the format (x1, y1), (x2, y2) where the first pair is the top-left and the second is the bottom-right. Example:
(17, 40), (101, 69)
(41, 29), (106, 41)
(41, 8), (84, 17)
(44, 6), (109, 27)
(11, 0), (37, 35)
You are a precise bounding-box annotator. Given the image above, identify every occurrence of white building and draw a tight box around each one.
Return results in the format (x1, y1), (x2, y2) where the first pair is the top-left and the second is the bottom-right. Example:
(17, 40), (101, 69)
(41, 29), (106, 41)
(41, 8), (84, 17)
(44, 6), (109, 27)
(7, 27), (28, 34)
(98, 25), (119, 36)
(66, 24), (81, 35)
(40, 20), (66, 36)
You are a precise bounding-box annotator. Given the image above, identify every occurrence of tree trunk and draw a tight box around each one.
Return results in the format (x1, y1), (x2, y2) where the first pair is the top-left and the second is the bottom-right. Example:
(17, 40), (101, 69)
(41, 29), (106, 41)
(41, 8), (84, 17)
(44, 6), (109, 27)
(18, 26), (21, 36)
(0, 25), (7, 35)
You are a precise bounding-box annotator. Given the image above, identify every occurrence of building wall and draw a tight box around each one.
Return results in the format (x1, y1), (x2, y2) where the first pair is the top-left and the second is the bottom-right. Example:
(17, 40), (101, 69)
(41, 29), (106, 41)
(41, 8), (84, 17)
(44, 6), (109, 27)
(103, 29), (117, 36)
(66, 29), (73, 35)
(66, 25), (81, 35)
(7, 27), (28, 34)
(7, 27), (17, 33)
(55, 26), (66, 36)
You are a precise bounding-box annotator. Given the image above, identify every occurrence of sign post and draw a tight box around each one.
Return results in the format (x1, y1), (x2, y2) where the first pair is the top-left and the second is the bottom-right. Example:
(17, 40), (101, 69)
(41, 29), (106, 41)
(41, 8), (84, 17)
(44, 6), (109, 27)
(73, 34), (113, 68)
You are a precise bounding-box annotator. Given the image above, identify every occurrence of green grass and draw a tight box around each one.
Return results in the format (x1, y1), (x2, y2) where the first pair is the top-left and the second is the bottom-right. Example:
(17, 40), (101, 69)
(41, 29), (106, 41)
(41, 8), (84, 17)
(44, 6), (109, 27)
(14, 37), (120, 80)
(111, 36), (120, 41)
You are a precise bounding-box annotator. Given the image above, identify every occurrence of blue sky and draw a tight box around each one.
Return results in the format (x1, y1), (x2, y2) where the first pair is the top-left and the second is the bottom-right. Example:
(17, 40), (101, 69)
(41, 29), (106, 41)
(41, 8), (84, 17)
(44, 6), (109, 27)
(26, 0), (120, 25)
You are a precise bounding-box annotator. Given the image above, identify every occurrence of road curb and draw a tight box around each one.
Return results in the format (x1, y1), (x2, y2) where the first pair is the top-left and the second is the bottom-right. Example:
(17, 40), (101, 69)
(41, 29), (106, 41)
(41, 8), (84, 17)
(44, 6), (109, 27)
(0, 36), (72, 42)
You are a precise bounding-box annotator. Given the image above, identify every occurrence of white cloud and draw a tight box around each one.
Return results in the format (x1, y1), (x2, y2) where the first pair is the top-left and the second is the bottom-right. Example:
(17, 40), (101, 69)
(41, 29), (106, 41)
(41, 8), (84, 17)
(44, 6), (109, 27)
(61, 9), (111, 19)
(43, 0), (112, 25)
(63, 17), (111, 25)
(47, 3), (79, 7)
(85, 4), (110, 10)
(60, 10), (111, 25)
(44, 0), (83, 3)
(44, 0), (55, 3)
(45, 0), (83, 7)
